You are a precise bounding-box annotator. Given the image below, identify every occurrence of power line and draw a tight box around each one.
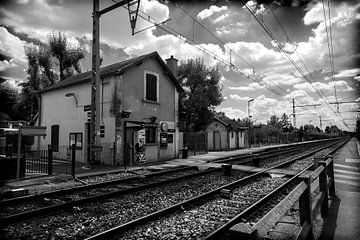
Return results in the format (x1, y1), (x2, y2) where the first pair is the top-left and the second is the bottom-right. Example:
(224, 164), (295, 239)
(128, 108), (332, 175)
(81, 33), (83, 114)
(169, 1), (288, 96)
(125, 4), (287, 98)
(243, 1), (348, 130)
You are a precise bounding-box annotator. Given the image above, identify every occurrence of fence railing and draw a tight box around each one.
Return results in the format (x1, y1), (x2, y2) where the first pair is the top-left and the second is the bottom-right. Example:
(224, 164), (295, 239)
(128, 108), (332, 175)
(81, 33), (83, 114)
(229, 156), (335, 240)
(183, 132), (207, 156)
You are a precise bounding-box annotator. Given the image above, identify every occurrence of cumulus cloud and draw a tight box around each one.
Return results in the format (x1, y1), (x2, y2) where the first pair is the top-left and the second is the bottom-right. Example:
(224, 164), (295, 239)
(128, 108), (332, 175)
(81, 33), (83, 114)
(334, 68), (360, 78)
(229, 94), (253, 101)
(216, 107), (247, 120)
(294, 81), (353, 92)
(284, 90), (309, 99)
(0, 27), (28, 69)
(228, 82), (264, 91)
(197, 5), (228, 20)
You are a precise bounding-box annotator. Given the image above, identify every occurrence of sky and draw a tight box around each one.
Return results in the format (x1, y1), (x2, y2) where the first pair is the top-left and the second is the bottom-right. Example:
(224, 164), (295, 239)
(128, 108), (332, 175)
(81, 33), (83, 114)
(0, 0), (359, 131)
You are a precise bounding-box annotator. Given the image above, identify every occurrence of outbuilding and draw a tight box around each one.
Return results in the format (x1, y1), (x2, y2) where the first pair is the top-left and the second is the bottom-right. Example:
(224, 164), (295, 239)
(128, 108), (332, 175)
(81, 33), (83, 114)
(205, 117), (247, 151)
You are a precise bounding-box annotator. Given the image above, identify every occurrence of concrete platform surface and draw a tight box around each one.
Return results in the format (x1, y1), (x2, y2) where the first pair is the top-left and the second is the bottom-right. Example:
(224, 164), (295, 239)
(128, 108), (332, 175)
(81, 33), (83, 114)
(320, 138), (360, 240)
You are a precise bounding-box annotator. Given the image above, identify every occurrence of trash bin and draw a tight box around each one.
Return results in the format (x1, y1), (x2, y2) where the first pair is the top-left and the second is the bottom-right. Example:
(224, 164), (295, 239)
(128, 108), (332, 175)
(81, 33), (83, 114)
(0, 155), (25, 181)
(182, 147), (188, 159)
(222, 164), (232, 176)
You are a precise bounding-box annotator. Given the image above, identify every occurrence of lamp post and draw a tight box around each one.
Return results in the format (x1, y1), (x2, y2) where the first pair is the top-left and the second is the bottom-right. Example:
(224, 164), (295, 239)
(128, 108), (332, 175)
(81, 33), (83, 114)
(248, 98), (254, 148)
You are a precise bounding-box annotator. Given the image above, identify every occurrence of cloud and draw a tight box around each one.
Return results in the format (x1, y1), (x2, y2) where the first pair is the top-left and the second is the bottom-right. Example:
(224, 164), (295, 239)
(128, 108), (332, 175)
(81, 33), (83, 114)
(215, 23), (247, 36)
(294, 81), (353, 92)
(213, 13), (229, 24)
(243, 0), (268, 16)
(228, 82), (264, 91)
(229, 94), (253, 101)
(197, 5), (228, 20)
(284, 90), (309, 99)
(0, 27), (28, 69)
(334, 68), (360, 78)
(216, 106), (247, 120)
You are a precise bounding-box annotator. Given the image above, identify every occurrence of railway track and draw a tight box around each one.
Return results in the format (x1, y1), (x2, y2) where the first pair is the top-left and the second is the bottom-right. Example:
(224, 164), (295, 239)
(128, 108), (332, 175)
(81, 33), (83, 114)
(0, 138), (346, 239)
(86, 139), (347, 240)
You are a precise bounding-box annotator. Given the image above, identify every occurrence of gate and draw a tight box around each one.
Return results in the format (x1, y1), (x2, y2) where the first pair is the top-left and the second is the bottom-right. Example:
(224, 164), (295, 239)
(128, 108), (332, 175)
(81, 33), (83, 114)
(24, 145), (53, 175)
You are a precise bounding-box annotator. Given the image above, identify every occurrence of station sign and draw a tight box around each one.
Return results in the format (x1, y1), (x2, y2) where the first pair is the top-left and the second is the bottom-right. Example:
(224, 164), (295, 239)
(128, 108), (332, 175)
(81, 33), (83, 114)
(84, 105), (91, 112)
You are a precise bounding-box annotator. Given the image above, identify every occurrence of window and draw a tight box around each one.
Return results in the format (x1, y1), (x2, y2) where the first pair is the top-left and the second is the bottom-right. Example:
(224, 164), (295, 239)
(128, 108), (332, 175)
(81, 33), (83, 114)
(69, 133), (83, 150)
(51, 125), (59, 152)
(145, 127), (157, 144)
(144, 72), (159, 102)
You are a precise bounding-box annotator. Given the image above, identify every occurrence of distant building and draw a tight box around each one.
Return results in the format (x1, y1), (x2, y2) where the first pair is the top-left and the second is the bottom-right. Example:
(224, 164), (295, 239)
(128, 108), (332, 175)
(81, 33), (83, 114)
(205, 117), (247, 151)
(37, 51), (183, 165)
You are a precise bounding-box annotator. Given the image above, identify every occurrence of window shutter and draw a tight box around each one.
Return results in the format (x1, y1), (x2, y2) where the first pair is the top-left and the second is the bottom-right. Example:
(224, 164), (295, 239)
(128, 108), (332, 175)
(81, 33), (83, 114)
(146, 73), (157, 101)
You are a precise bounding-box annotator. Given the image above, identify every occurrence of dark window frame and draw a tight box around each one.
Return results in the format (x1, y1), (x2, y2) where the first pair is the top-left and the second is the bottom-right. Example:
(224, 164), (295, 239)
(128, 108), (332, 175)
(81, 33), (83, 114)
(145, 127), (157, 144)
(51, 125), (59, 152)
(144, 71), (159, 102)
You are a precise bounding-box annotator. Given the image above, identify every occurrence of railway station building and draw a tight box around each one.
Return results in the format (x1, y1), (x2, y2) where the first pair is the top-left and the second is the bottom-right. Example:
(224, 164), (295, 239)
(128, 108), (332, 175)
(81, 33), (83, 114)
(36, 51), (183, 166)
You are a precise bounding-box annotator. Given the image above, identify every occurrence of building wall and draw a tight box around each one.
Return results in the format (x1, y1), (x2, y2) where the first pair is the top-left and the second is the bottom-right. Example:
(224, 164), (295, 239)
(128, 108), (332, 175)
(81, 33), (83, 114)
(40, 57), (180, 165)
(118, 58), (178, 163)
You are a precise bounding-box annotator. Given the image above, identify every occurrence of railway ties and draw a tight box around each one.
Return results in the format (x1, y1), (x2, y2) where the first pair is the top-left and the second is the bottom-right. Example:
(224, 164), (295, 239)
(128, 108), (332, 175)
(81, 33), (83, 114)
(0, 138), (347, 240)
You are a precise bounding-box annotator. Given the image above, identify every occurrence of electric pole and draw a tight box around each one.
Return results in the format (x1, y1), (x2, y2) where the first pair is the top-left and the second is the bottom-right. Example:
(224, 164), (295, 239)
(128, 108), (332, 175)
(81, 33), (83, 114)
(292, 98), (321, 129)
(90, 0), (140, 165)
(329, 100), (360, 113)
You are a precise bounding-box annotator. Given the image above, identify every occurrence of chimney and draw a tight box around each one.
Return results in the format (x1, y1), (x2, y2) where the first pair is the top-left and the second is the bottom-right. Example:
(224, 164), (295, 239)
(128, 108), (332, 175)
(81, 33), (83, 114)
(165, 55), (178, 78)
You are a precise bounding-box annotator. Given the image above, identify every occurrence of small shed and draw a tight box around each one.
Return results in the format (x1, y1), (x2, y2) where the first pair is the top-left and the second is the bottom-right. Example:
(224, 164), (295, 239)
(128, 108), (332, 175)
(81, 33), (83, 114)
(205, 117), (247, 151)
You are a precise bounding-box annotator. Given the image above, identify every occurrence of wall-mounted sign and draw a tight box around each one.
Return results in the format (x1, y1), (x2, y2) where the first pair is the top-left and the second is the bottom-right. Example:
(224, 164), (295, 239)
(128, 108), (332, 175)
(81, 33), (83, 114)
(83, 105), (91, 112)
(167, 134), (173, 143)
(160, 132), (168, 148)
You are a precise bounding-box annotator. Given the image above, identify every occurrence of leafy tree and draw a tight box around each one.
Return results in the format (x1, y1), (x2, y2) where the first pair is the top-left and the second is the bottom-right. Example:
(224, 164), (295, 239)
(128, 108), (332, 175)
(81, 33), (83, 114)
(267, 115), (282, 129)
(0, 82), (19, 122)
(15, 32), (85, 121)
(178, 58), (223, 131)
(48, 32), (85, 81)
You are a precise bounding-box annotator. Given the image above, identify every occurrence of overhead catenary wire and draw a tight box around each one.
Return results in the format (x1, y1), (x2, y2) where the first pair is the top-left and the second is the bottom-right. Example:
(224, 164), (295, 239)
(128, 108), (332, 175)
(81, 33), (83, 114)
(242, 0), (348, 130)
(169, 0), (288, 96)
(124, 4), (287, 98)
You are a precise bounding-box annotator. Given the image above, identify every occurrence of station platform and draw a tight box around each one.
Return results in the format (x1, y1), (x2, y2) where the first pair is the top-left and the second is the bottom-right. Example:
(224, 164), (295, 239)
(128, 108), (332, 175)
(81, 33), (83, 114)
(320, 137), (360, 240)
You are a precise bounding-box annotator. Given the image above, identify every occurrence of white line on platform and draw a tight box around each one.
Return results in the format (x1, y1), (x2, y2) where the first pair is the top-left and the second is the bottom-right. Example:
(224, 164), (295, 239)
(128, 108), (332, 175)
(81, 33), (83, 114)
(334, 163), (360, 171)
(335, 179), (360, 187)
(334, 169), (360, 176)
(335, 173), (360, 181)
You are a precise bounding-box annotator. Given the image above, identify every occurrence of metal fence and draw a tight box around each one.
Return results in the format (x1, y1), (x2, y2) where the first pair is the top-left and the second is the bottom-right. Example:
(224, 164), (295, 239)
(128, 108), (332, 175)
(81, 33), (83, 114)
(183, 132), (207, 156)
(250, 129), (300, 147)
(25, 149), (50, 174)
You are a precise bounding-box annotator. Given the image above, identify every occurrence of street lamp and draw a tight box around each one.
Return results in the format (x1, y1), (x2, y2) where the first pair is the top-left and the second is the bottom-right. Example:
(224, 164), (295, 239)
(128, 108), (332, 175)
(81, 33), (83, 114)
(247, 98), (254, 148)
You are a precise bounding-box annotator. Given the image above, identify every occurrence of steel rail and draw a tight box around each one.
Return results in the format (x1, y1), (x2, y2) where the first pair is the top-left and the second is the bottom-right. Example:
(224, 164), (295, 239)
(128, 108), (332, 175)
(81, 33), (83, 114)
(84, 138), (343, 240)
(0, 167), (217, 227)
(0, 166), (195, 206)
(203, 138), (348, 239)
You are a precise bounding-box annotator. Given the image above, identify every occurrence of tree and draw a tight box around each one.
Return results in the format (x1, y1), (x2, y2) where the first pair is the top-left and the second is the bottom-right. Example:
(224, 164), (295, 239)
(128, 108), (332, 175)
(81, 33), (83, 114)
(0, 82), (19, 123)
(48, 32), (85, 81)
(178, 59), (223, 131)
(267, 115), (282, 129)
(15, 32), (86, 121)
